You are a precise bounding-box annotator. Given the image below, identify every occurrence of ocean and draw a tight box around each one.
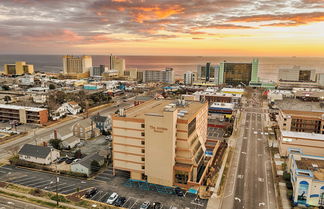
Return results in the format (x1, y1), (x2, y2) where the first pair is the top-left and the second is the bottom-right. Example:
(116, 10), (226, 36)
(0, 55), (324, 82)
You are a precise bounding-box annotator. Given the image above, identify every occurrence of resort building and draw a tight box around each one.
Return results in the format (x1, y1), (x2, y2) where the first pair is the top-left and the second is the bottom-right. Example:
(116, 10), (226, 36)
(63, 55), (92, 79)
(112, 99), (219, 190)
(278, 66), (316, 82)
(143, 68), (175, 84)
(4, 61), (34, 75)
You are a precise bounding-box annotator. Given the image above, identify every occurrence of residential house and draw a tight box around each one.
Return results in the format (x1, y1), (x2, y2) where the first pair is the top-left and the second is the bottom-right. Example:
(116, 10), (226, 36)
(91, 114), (111, 133)
(50, 127), (73, 140)
(18, 144), (60, 165)
(62, 101), (82, 115)
(70, 152), (105, 176)
(61, 136), (80, 149)
(72, 118), (100, 140)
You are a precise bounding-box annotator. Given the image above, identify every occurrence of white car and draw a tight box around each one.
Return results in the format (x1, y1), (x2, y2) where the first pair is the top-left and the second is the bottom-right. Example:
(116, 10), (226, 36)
(106, 192), (118, 204)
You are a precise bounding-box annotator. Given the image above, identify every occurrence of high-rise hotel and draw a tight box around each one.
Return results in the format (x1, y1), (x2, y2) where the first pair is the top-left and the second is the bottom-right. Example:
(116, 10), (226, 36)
(63, 55), (92, 79)
(111, 99), (221, 190)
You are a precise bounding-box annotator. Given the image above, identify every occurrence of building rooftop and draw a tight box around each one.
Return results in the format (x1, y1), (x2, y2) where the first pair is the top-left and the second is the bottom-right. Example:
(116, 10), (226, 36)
(18, 144), (52, 159)
(275, 98), (324, 113)
(210, 102), (235, 109)
(193, 91), (242, 98)
(0, 104), (47, 112)
(221, 88), (245, 93)
(119, 99), (206, 121)
(282, 131), (324, 141)
(295, 157), (324, 181)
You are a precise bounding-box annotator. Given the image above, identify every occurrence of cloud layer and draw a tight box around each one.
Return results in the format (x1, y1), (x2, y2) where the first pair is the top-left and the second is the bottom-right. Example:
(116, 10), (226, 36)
(0, 0), (323, 54)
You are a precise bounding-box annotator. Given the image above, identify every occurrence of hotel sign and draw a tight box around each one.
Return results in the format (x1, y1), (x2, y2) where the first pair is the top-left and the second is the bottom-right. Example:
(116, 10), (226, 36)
(150, 125), (168, 133)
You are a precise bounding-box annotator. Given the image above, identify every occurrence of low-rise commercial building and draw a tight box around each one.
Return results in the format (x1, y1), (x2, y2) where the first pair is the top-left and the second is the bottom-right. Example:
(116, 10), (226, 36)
(276, 99), (324, 134)
(193, 91), (242, 104)
(112, 99), (217, 190)
(4, 61), (34, 75)
(278, 131), (324, 157)
(0, 104), (48, 125)
(287, 149), (324, 207)
(208, 102), (235, 118)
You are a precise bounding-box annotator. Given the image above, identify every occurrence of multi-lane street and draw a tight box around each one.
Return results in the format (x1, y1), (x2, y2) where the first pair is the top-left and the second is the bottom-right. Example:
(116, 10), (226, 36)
(221, 93), (277, 209)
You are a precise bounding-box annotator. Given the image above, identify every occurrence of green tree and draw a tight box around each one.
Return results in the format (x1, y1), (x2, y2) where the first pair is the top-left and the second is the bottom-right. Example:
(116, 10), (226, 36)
(90, 160), (101, 173)
(49, 84), (56, 90)
(74, 149), (82, 159)
(2, 85), (9, 91)
(49, 139), (62, 150)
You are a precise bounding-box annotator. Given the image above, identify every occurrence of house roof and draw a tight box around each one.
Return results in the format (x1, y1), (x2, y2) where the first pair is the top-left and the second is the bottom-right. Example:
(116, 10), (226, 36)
(76, 118), (93, 128)
(18, 144), (53, 159)
(91, 114), (108, 123)
(55, 126), (72, 137)
(68, 101), (78, 105)
(74, 153), (105, 169)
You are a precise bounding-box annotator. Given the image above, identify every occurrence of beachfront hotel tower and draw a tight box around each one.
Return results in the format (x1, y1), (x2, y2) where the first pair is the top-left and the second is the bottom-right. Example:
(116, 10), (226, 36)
(63, 55), (92, 79)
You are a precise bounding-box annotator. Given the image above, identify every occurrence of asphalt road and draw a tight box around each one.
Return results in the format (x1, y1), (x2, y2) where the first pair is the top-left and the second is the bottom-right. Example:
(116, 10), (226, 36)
(0, 99), (134, 161)
(221, 94), (277, 209)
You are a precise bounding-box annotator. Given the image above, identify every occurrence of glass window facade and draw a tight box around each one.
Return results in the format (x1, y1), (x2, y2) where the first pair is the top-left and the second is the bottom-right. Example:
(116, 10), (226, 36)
(223, 63), (252, 85)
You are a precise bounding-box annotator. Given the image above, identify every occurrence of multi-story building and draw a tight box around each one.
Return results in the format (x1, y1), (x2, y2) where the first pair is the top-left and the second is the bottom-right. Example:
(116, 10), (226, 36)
(278, 131), (324, 156)
(124, 68), (138, 80)
(143, 68), (175, 84)
(287, 149), (324, 207)
(90, 65), (106, 77)
(219, 59), (259, 86)
(316, 73), (324, 87)
(193, 91), (242, 104)
(276, 99), (324, 134)
(112, 99), (213, 189)
(184, 72), (196, 85)
(110, 55), (125, 77)
(278, 66), (316, 82)
(63, 55), (92, 78)
(196, 63), (219, 84)
(4, 61), (34, 75)
(0, 104), (48, 125)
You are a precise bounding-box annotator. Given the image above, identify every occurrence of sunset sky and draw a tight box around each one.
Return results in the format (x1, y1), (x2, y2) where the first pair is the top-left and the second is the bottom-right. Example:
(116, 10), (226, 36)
(0, 0), (324, 56)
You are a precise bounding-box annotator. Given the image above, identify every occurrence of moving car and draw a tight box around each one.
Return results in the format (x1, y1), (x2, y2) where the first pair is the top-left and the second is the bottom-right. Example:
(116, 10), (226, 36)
(114, 196), (126, 207)
(85, 188), (98, 198)
(140, 201), (150, 209)
(106, 192), (118, 204)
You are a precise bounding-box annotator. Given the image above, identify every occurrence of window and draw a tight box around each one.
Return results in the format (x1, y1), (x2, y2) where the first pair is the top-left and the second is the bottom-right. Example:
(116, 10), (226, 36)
(283, 123), (286, 126)
(141, 165), (145, 169)
(141, 141), (145, 145)
(141, 157), (145, 161)
(141, 149), (145, 153)
(141, 132), (145, 136)
(141, 124), (145, 128)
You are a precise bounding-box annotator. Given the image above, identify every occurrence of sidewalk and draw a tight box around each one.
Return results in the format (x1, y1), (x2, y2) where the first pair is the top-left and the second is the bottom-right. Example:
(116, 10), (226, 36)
(278, 182), (292, 209)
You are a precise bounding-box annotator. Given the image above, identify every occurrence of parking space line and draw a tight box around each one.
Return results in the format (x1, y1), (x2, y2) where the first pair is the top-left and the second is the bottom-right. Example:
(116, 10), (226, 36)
(11, 177), (38, 184)
(57, 185), (75, 192)
(130, 199), (138, 209)
(25, 180), (50, 187)
(98, 192), (109, 202)
(61, 188), (77, 194)
(46, 183), (66, 191)
(91, 190), (103, 201)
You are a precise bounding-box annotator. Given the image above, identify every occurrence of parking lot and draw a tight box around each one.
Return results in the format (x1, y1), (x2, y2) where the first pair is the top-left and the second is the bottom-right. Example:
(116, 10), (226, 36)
(0, 165), (93, 195)
(207, 127), (224, 139)
(0, 165), (208, 209)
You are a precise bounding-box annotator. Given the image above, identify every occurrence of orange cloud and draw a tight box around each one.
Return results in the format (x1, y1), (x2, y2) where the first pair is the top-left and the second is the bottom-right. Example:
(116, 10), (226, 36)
(131, 5), (184, 23)
(193, 24), (257, 30)
(228, 12), (324, 26)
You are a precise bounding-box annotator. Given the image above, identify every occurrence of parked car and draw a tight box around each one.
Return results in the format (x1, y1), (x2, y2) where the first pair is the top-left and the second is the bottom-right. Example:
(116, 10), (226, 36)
(175, 187), (184, 197)
(114, 196), (126, 207)
(152, 202), (162, 209)
(57, 157), (67, 164)
(85, 188), (98, 198)
(106, 192), (118, 204)
(65, 158), (74, 164)
(140, 201), (150, 209)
